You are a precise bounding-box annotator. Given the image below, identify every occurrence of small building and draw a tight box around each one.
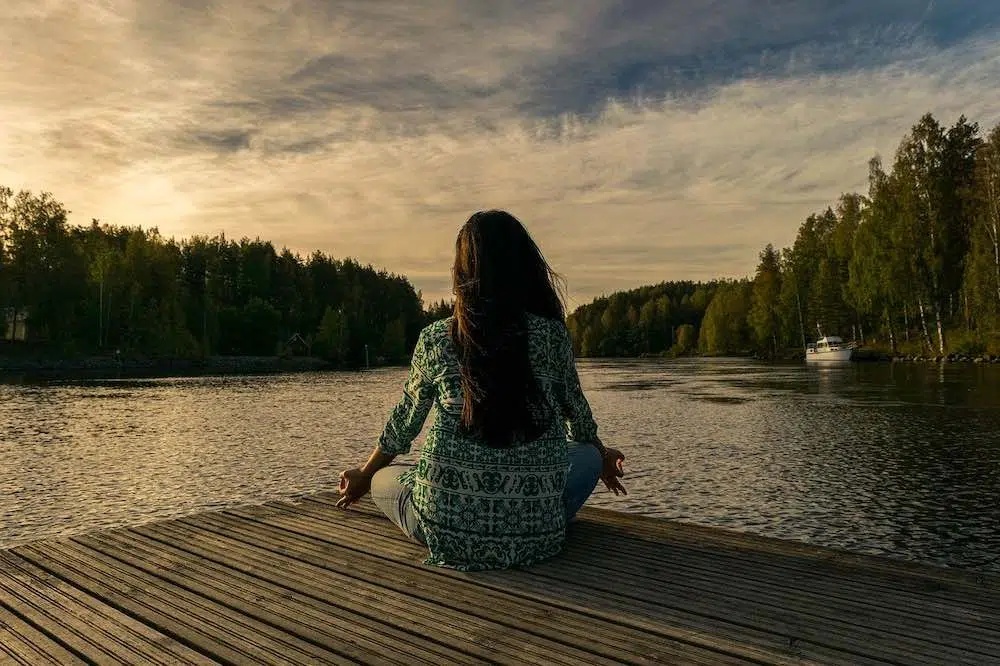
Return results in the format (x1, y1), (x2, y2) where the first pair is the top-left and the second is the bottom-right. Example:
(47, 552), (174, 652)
(3, 308), (28, 342)
(283, 332), (311, 356)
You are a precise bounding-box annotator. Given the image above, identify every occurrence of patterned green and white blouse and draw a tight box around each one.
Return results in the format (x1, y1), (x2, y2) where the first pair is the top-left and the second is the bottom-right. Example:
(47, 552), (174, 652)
(377, 314), (601, 571)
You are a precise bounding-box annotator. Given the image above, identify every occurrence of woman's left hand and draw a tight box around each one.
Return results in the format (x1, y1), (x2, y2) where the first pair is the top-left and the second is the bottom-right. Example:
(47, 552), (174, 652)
(337, 467), (373, 508)
(600, 448), (628, 496)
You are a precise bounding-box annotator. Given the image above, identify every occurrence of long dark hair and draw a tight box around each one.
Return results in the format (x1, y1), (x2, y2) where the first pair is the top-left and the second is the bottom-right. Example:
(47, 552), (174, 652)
(451, 210), (565, 448)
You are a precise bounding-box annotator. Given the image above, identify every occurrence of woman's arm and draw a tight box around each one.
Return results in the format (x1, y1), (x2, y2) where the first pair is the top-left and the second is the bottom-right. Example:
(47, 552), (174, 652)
(377, 329), (436, 455)
(556, 323), (628, 496)
(360, 446), (396, 477)
(338, 330), (435, 507)
(556, 324), (607, 456)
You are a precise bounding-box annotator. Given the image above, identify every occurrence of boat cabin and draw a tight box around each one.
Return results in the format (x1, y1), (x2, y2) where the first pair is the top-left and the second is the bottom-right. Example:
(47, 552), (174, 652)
(813, 336), (843, 351)
(805, 335), (853, 362)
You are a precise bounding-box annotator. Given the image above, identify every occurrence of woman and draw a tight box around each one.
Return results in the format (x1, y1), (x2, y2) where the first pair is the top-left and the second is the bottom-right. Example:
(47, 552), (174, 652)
(338, 210), (626, 571)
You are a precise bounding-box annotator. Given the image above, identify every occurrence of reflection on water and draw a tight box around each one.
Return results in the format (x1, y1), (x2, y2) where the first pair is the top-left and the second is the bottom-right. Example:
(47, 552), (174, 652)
(2, 360), (999, 571)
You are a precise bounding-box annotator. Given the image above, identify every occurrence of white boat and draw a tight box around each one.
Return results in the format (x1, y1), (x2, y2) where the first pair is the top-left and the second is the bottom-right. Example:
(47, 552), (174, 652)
(805, 336), (853, 363)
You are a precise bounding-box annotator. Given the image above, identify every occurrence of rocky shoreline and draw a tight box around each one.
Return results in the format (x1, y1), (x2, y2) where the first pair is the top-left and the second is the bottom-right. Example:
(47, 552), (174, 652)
(752, 348), (1000, 364)
(888, 352), (1000, 364)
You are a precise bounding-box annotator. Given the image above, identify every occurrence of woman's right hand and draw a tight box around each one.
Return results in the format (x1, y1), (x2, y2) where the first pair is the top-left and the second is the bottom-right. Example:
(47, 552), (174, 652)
(600, 448), (627, 496)
(337, 467), (373, 508)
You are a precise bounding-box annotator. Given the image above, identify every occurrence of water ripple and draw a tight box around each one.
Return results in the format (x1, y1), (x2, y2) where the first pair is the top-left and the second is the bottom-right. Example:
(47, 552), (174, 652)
(2, 360), (1000, 572)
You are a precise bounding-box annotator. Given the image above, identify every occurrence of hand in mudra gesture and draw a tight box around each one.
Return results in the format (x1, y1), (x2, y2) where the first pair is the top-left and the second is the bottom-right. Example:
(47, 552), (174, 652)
(336, 467), (372, 509)
(600, 448), (627, 496)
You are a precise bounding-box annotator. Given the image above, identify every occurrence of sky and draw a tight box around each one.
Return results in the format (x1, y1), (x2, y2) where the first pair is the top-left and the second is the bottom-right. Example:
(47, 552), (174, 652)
(4, 1), (1000, 306)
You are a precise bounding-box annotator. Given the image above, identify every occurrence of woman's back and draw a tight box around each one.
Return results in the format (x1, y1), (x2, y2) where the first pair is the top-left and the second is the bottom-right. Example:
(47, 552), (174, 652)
(340, 210), (623, 571)
(379, 313), (600, 570)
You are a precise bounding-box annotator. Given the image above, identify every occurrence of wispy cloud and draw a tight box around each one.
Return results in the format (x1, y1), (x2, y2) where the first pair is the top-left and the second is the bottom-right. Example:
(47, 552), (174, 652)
(3, 0), (1000, 306)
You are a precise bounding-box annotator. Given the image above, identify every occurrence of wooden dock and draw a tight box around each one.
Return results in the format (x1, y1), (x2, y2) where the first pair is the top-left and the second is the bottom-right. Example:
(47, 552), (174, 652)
(1, 495), (998, 665)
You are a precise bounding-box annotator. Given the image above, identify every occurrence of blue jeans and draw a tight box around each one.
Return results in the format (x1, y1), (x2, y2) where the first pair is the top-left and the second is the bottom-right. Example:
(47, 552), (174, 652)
(370, 442), (604, 544)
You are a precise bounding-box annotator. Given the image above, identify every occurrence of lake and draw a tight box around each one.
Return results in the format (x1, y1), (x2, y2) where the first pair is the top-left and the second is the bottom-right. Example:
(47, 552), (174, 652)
(2, 359), (999, 572)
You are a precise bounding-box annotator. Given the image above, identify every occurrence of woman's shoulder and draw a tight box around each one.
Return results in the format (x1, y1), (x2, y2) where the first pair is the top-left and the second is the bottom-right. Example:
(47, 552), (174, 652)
(419, 317), (454, 346)
(410, 318), (454, 373)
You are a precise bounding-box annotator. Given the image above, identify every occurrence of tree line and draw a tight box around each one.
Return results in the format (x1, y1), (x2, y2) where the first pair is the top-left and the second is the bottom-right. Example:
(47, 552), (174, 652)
(569, 113), (1000, 358)
(7, 111), (999, 365)
(744, 112), (999, 357)
(566, 282), (714, 357)
(0, 187), (425, 366)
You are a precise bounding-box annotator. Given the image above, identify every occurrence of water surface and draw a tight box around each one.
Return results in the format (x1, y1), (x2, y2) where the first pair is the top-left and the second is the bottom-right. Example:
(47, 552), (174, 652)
(2, 359), (999, 571)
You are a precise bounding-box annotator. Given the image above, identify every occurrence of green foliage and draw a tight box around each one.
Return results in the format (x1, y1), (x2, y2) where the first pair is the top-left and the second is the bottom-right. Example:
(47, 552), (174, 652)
(698, 281), (753, 354)
(314, 306), (349, 362)
(838, 114), (988, 353)
(776, 114), (996, 354)
(0, 187), (426, 367)
(566, 113), (1000, 358)
(218, 298), (282, 356)
(675, 324), (696, 351)
(667, 323), (697, 356)
(964, 124), (1000, 331)
(949, 331), (987, 357)
(748, 244), (783, 354)
(381, 317), (407, 363)
(567, 281), (715, 357)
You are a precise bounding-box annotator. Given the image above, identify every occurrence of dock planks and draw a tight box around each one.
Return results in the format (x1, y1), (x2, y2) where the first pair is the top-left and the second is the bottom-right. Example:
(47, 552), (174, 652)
(1, 495), (997, 665)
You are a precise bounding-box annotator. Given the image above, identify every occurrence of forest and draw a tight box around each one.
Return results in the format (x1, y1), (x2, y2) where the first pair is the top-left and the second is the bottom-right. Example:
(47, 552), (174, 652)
(0, 187), (425, 367)
(5, 112), (999, 366)
(569, 113), (1000, 359)
(565, 281), (714, 357)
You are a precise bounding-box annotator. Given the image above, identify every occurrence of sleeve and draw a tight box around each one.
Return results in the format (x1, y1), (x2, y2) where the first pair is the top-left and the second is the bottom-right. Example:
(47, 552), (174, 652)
(377, 329), (436, 455)
(555, 323), (603, 445)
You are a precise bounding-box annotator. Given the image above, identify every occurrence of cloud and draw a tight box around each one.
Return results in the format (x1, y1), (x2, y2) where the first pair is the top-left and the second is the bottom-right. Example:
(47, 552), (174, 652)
(2, 0), (1000, 307)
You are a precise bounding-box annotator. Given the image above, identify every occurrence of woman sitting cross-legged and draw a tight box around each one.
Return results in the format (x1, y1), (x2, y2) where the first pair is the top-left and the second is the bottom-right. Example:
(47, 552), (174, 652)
(337, 209), (626, 571)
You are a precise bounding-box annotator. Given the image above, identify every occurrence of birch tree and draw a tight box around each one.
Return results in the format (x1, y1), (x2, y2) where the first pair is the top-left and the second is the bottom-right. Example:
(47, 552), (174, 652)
(892, 114), (980, 354)
(968, 124), (1000, 322)
(0, 187), (11, 338)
